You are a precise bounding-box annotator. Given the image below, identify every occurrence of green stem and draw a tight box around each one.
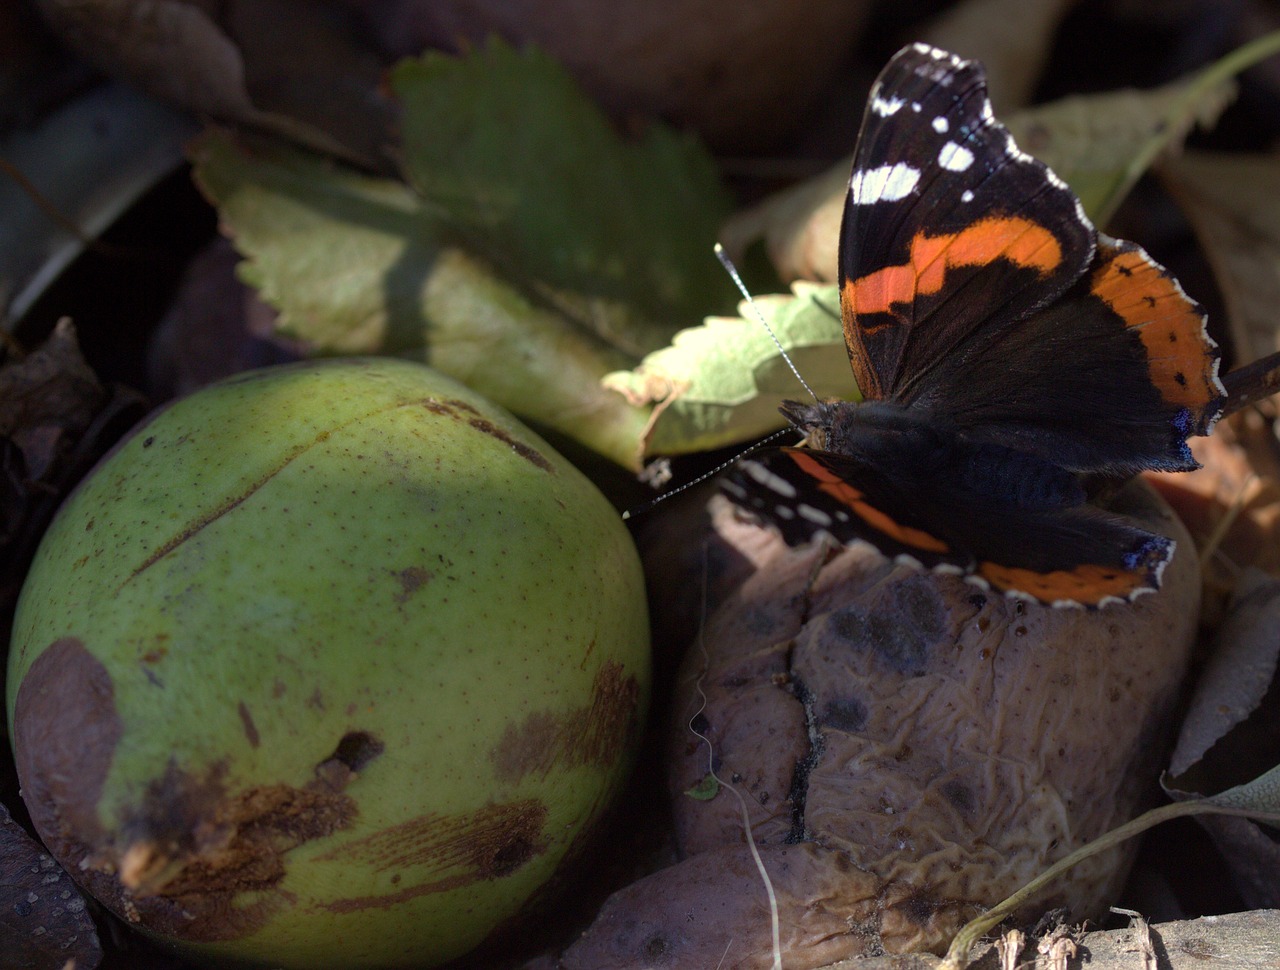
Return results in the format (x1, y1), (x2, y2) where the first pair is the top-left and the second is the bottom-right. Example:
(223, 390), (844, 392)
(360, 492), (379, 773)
(939, 800), (1280, 970)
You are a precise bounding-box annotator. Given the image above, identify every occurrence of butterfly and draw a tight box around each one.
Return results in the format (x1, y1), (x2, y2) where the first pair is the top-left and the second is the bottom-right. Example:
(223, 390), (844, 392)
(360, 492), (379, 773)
(722, 44), (1225, 609)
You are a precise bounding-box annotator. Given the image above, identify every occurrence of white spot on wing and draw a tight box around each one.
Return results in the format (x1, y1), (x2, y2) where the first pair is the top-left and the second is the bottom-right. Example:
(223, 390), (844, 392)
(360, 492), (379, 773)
(872, 94), (905, 116)
(961, 189), (974, 203)
(849, 163), (920, 204)
(938, 141), (974, 172)
(931, 116), (949, 133)
(797, 504), (832, 526)
(742, 460), (797, 498)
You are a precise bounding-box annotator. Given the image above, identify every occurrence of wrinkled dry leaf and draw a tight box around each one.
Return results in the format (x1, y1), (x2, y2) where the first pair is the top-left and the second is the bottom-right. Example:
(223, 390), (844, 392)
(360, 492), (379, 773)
(0, 801), (101, 970)
(1147, 412), (1280, 619)
(1169, 569), (1280, 778)
(0, 321), (146, 626)
(1160, 151), (1280, 364)
(36, 0), (391, 168)
(1162, 570), (1280, 908)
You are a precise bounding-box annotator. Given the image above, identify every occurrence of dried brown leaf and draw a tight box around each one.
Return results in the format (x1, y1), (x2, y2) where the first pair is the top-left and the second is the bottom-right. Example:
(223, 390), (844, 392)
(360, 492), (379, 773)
(0, 801), (101, 970)
(1160, 151), (1280, 364)
(35, 0), (391, 168)
(0, 321), (146, 627)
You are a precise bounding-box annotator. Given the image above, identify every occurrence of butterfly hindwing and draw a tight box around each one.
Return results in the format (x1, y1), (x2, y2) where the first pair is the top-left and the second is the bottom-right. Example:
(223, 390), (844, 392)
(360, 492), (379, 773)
(725, 448), (1173, 607)
(912, 237), (1223, 476)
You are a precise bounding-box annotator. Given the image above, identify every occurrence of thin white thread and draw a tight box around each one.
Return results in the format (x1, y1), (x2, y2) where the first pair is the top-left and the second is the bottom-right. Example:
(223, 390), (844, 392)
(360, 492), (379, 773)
(715, 243), (819, 403)
(690, 545), (783, 970)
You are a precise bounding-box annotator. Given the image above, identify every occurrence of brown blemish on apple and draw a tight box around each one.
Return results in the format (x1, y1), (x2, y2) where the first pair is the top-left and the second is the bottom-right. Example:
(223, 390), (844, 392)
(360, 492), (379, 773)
(13, 644), (375, 942)
(417, 398), (553, 472)
(237, 701), (260, 748)
(491, 661), (642, 783)
(313, 799), (549, 912)
(13, 638), (122, 865)
(465, 417), (554, 472)
(392, 565), (433, 603)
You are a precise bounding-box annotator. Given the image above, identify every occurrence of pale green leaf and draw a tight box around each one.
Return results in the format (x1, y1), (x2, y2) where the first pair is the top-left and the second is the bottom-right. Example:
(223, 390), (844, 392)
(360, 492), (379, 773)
(604, 283), (853, 456)
(191, 131), (650, 469)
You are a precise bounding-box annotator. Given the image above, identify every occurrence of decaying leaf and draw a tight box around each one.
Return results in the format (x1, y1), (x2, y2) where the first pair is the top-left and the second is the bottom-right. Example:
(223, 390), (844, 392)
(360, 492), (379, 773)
(0, 797), (102, 970)
(1164, 571), (1280, 907)
(1160, 151), (1280, 364)
(35, 0), (393, 168)
(0, 321), (146, 628)
(191, 41), (737, 469)
(392, 40), (735, 357)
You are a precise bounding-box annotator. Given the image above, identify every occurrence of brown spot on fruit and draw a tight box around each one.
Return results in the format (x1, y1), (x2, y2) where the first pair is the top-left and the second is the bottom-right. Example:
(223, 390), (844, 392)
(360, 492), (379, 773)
(491, 661), (642, 783)
(466, 417), (554, 472)
(238, 701), (260, 748)
(14, 645), (361, 945)
(101, 759), (357, 941)
(392, 565), (433, 603)
(13, 638), (122, 864)
(314, 799), (549, 911)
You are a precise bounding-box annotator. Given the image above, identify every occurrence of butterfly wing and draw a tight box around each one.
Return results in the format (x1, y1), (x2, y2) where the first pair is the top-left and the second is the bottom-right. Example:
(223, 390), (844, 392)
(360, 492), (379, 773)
(840, 45), (1094, 402)
(914, 236), (1224, 476)
(724, 447), (1172, 607)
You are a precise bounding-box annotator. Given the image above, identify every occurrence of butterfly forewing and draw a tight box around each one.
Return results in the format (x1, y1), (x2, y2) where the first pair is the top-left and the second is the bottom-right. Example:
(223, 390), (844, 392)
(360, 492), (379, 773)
(840, 45), (1094, 403)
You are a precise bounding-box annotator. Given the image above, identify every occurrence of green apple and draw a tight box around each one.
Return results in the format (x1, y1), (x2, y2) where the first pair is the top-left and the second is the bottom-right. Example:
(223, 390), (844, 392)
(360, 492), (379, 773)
(7, 357), (650, 969)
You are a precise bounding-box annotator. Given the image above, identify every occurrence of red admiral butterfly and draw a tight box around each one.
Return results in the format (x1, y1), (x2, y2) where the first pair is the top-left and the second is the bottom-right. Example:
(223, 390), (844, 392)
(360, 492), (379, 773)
(722, 44), (1225, 609)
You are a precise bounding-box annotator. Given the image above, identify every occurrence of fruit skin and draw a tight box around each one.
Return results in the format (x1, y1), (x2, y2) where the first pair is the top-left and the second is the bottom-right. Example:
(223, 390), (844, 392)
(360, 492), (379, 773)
(7, 357), (650, 969)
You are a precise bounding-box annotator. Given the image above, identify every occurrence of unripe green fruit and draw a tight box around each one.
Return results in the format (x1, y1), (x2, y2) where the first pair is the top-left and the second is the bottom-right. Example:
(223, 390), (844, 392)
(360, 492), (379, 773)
(7, 358), (650, 969)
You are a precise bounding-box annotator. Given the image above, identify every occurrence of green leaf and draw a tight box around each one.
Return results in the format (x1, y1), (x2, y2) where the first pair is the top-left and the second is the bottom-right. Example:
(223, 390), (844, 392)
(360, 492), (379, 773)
(604, 283), (853, 456)
(1005, 30), (1280, 225)
(191, 130), (651, 469)
(392, 39), (736, 357)
(685, 773), (721, 801)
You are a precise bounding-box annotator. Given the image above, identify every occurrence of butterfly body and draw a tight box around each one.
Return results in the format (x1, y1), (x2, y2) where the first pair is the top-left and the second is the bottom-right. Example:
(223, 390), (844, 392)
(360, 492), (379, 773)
(723, 44), (1225, 608)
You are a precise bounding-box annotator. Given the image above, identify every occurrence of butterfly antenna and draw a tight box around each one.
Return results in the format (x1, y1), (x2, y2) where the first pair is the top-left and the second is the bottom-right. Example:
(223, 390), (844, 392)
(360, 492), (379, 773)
(715, 243), (819, 402)
(621, 427), (797, 520)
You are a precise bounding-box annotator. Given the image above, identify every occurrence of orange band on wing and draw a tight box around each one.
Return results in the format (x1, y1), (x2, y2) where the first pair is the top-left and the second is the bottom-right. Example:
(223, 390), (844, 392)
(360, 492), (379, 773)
(977, 560), (1151, 603)
(788, 451), (949, 554)
(844, 216), (1064, 315)
(1089, 246), (1219, 412)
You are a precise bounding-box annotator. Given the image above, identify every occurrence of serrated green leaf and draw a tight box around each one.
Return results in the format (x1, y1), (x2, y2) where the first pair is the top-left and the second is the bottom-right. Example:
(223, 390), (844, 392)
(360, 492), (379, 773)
(392, 39), (735, 356)
(192, 130), (650, 469)
(604, 282), (851, 456)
